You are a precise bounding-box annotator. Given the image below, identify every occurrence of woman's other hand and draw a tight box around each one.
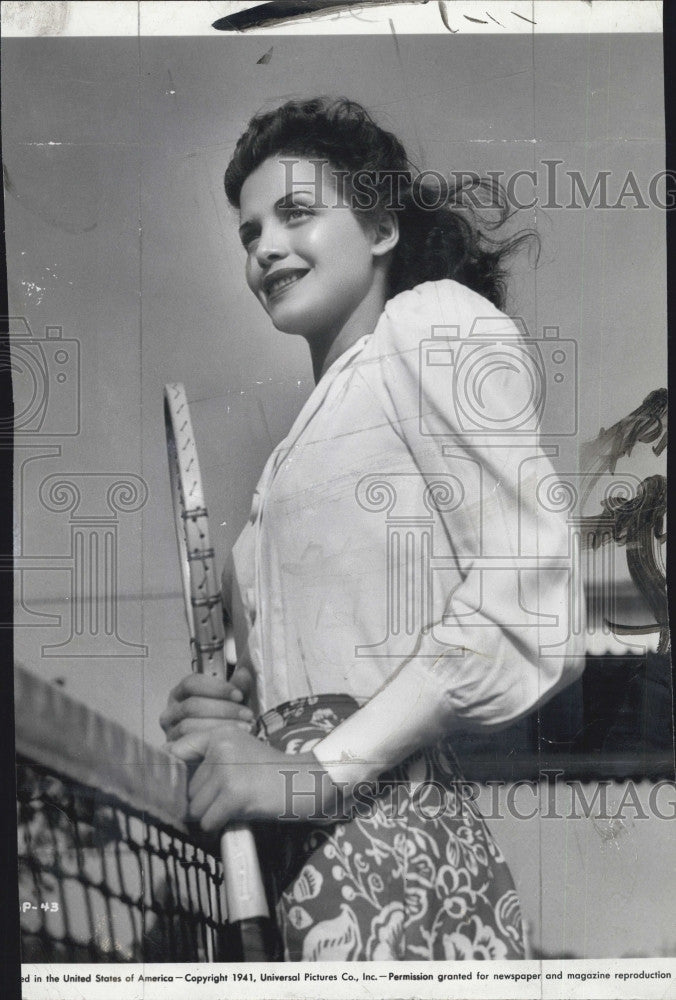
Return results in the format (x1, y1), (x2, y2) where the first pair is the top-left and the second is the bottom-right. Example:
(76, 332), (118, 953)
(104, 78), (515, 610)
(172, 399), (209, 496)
(160, 666), (255, 747)
(170, 724), (344, 828)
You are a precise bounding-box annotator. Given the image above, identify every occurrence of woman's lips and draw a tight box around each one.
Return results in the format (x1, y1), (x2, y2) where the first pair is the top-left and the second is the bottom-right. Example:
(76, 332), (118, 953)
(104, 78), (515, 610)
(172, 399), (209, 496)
(264, 269), (308, 301)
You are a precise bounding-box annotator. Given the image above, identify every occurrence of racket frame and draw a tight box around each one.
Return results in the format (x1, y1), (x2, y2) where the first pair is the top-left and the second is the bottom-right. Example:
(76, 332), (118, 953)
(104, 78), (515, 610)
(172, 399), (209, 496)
(164, 383), (270, 948)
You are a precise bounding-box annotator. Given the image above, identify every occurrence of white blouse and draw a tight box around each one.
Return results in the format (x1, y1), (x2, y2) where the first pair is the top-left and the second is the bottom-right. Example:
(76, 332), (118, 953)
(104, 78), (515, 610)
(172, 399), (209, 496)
(226, 279), (585, 787)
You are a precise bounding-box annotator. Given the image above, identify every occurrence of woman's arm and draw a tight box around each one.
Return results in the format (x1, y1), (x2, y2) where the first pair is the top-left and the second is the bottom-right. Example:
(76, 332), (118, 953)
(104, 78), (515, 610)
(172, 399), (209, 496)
(311, 279), (586, 794)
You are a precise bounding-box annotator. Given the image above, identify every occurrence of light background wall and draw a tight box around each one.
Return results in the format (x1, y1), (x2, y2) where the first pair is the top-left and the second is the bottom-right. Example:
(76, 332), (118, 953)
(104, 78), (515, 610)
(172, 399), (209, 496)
(3, 31), (669, 957)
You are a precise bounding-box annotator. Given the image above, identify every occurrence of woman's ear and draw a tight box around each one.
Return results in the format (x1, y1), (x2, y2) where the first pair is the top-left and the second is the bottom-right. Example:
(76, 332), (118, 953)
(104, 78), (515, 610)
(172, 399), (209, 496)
(371, 209), (399, 258)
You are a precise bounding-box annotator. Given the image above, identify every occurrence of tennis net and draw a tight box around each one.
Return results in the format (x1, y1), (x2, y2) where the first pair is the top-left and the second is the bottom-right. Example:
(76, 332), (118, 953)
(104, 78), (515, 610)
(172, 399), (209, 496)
(15, 665), (237, 963)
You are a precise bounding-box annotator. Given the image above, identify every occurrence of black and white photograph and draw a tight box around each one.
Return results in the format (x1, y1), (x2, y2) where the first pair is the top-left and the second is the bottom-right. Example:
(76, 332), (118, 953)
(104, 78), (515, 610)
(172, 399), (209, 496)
(2, 2), (673, 997)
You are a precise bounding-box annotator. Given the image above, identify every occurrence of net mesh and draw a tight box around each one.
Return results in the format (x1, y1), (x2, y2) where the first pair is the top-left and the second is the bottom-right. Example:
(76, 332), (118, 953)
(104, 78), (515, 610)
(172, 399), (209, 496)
(15, 667), (236, 963)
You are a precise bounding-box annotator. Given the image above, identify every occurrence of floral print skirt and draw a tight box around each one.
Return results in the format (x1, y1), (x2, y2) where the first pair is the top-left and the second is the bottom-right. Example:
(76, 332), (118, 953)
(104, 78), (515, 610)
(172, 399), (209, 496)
(253, 694), (524, 962)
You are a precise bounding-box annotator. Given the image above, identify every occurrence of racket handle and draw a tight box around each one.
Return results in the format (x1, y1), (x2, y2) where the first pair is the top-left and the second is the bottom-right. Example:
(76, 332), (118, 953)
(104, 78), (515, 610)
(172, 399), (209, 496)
(220, 824), (269, 923)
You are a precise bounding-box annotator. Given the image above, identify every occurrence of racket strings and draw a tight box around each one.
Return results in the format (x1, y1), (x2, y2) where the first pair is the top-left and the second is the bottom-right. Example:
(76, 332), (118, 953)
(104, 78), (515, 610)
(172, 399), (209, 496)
(165, 385), (226, 677)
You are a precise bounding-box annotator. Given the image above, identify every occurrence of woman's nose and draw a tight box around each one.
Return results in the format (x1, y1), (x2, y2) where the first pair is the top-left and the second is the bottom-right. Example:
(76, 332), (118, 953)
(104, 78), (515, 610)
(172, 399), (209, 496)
(255, 224), (287, 267)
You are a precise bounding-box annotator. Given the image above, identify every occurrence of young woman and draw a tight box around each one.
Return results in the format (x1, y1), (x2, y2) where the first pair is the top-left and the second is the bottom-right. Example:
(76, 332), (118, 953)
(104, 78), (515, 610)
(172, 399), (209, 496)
(161, 97), (583, 961)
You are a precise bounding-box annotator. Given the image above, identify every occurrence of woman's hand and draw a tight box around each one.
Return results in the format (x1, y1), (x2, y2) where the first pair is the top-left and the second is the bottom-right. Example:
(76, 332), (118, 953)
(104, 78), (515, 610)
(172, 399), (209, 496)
(170, 724), (345, 829)
(160, 665), (255, 747)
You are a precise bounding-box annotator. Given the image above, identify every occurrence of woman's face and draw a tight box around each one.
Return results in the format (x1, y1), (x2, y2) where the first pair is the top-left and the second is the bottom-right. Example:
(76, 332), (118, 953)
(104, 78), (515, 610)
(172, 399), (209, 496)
(238, 156), (386, 341)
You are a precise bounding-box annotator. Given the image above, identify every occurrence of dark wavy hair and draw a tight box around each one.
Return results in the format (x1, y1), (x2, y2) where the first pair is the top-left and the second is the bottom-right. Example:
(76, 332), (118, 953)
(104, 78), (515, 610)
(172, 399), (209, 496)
(224, 97), (537, 311)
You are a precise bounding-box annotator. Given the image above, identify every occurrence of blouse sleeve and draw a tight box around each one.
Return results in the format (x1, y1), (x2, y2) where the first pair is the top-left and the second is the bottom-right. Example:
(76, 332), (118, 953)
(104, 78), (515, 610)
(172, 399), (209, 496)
(312, 280), (586, 792)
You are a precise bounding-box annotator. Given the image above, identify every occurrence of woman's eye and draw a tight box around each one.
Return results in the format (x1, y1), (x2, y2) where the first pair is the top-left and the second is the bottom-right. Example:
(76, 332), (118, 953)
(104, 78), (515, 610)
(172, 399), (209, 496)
(285, 206), (311, 221)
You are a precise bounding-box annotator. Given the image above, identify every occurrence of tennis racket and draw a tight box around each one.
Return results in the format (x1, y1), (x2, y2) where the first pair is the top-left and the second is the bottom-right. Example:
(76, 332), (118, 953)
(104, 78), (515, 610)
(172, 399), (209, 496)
(164, 382), (269, 959)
